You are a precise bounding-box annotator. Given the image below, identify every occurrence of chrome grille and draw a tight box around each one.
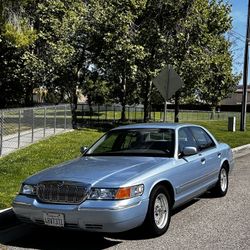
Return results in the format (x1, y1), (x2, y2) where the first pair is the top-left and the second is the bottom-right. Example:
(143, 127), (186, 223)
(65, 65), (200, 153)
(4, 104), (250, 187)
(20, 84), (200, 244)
(36, 181), (89, 204)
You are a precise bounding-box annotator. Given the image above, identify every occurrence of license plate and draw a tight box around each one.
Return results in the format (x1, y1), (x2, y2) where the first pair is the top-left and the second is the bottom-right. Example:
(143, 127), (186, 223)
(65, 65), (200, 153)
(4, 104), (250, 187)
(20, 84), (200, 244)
(43, 213), (64, 227)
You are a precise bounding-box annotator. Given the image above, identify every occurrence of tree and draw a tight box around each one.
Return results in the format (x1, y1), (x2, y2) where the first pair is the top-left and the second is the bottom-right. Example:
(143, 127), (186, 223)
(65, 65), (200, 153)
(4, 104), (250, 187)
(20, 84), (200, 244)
(88, 0), (146, 121)
(0, 0), (37, 107)
(134, 0), (196, 122)
(196, 39), (239, 117)
(169, 0), (239, 121)
(28, 0), (88, 127)
(0, 0), (239, 128)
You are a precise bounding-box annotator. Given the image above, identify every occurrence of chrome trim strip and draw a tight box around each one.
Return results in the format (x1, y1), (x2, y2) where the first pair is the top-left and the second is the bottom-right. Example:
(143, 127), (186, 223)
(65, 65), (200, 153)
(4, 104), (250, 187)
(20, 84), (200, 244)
(13, 201), (32, 207)
(176, 169), (218, 194)
(78, 200), (142, 211)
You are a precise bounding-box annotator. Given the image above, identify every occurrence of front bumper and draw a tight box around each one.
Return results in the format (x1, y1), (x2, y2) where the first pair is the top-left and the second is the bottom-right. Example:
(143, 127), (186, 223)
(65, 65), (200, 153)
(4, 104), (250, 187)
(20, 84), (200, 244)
(13, 195), (149, 233)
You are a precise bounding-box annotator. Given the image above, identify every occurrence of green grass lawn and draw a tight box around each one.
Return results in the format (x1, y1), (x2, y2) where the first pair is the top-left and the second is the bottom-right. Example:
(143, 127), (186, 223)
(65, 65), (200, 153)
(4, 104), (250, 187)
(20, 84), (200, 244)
(186, 120), (250, 148)
(0, 129), (104, 209)
(0, 120), (250, 209)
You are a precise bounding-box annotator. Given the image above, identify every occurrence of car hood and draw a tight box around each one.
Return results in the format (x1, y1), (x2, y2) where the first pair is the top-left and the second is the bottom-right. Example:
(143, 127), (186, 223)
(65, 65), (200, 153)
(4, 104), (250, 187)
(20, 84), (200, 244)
(25, 156), (173, 187)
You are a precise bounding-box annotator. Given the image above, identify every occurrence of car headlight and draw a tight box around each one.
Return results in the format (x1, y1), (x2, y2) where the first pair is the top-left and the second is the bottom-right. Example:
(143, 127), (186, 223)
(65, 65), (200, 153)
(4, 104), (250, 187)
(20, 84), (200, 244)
(20, 184), (36, 195)
(88, 184), (144, 200)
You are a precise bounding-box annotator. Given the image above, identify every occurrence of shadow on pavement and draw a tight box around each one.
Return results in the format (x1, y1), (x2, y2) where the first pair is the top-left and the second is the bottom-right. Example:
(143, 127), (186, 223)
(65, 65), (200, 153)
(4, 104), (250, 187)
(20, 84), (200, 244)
(0, 224), (122, 250)
(0, 209), (121, 249)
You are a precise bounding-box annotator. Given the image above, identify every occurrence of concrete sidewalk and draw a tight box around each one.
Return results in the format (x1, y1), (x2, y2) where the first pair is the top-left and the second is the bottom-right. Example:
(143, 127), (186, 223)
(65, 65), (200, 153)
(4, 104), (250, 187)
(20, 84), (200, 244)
(1, 128), (72, 157)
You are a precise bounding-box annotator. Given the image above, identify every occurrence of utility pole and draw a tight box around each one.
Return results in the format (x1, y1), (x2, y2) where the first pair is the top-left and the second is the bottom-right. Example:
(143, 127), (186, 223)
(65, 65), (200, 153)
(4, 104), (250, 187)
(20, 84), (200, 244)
(240, 0), (250, 131)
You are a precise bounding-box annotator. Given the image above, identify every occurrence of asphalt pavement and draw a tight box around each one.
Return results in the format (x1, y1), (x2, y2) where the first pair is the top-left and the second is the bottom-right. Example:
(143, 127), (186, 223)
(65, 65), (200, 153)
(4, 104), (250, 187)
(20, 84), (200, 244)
(0, 153), (249, 250)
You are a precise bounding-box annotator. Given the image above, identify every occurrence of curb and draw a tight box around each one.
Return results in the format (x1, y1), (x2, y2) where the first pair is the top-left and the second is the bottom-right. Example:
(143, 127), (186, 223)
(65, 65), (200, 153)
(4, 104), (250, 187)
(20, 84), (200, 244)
(232, 144), (250, 159)
(0, 208), (12, 214)
(232, 143), (250, 153)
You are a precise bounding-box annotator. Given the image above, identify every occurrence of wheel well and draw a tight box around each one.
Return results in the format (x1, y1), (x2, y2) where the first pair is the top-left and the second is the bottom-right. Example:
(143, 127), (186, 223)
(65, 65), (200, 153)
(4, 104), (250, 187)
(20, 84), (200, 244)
(222, 160), (229, 173)
(153, 181), (175, 207)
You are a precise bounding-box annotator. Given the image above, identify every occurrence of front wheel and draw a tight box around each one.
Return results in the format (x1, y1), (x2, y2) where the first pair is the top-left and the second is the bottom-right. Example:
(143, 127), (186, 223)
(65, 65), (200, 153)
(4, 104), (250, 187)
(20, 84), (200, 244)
(211, 166), (229, 197)
(144, 185), (171, 237)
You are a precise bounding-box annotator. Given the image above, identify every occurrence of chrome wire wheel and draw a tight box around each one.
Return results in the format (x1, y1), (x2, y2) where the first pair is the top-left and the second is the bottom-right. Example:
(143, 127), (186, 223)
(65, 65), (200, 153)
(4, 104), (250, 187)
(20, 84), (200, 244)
(153, 193), (169, 229)
(220, 168), (228, 192)
(211, 166), (229, 197)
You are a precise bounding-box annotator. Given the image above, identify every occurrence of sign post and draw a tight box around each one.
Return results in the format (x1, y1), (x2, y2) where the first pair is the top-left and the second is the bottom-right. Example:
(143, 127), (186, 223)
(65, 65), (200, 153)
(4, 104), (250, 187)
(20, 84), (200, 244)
(153, 65), (184, 122)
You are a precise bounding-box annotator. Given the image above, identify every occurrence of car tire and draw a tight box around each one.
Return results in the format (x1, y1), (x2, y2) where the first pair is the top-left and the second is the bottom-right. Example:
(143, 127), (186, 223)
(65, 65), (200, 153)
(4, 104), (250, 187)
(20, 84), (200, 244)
(144, 185), (171, 237)
(211, 166), (229, 197)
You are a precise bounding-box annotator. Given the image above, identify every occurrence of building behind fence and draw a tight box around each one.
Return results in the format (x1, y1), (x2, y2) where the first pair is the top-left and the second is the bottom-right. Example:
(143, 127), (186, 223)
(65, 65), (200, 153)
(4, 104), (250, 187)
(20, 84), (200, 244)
(1, 103), (249, 156)
(0, 104), (72, 156)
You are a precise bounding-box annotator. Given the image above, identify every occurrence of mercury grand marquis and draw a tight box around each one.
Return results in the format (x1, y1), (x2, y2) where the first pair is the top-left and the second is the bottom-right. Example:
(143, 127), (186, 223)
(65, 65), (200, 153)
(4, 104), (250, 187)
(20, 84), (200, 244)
(13, 123), (234, 236)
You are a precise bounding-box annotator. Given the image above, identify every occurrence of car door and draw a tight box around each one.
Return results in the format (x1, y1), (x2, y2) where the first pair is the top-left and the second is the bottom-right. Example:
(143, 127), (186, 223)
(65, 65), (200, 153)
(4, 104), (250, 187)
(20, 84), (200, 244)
(189, 126), (220, 186)
(172, 127), (208, 206)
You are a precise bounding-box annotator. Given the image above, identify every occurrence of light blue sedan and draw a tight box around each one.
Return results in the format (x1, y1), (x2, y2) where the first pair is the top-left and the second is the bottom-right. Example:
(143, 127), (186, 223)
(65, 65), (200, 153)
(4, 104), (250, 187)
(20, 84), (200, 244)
(13, 123), (234, 236)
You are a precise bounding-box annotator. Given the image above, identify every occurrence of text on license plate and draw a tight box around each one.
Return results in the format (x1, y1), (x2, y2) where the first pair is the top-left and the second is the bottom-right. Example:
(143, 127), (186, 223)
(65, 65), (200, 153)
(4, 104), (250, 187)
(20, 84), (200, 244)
(43, 213), (64, 227)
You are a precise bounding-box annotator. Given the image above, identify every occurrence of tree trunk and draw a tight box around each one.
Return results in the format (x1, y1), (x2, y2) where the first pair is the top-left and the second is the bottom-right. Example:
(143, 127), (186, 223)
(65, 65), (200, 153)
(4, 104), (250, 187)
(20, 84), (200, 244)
(87, 94), (93, 115)
(210, 106), (216, 120)
(24, 84), (34, 107)
(144, 78), (152, 122)
(174, 91), (180, 123)
(121, 102), (126, 122)
(71, 89), (78, 129)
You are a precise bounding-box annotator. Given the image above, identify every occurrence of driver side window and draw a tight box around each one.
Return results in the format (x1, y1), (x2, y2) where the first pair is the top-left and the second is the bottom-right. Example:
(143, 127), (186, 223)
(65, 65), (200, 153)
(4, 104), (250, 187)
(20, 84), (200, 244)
(178, 128), (197, 157)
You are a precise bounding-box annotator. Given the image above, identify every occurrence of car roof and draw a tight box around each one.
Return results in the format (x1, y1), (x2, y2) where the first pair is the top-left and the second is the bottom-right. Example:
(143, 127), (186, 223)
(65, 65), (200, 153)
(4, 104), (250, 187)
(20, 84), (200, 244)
(112, 123), (200, 130)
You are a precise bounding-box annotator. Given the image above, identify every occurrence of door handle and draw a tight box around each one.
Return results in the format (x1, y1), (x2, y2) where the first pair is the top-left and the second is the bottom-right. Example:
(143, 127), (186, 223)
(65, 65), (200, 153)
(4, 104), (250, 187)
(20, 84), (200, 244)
(201, 158), (206, 165)
(218, 153), (221, 158)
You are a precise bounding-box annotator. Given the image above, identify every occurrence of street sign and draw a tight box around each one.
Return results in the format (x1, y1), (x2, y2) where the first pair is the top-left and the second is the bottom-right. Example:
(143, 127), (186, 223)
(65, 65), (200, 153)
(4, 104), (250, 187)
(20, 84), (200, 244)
(152, 65), (184, 101)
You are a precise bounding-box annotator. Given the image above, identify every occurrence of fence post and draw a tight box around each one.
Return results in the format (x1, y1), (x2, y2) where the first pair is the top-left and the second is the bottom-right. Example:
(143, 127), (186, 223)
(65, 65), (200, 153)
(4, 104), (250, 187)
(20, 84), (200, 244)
(54, 106), (57, 134)
(64, 105), (67, 129)
(135, 107), (137, 122)
(105, 105), (108, 121)
(90, 105), (92, 124)
(81, 104), (84, 120)
(97, 104), (100, 124)
(44, 107), (46, 137)
(31, 109), (34, 143)
(82, 104), (85, 124)
(18, 110), (21, 148)
(0, 111), (3, 156)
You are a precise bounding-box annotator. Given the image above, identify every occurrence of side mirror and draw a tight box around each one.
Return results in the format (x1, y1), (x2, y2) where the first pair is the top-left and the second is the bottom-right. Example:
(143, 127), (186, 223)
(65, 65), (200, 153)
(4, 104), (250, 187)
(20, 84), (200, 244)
(183, 147), (197, 156)
(80, 146), (88, 154)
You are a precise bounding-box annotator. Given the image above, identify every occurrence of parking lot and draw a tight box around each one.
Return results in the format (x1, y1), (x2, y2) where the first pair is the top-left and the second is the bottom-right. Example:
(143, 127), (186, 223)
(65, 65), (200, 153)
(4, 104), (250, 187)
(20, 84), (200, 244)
(0, 153), (249, 250)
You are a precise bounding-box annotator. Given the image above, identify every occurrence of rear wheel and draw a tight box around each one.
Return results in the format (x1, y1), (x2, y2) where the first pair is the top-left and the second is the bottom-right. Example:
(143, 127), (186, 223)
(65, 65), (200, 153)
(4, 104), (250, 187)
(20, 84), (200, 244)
(144, 185), (171, 236)
(211, 166), (228, 197)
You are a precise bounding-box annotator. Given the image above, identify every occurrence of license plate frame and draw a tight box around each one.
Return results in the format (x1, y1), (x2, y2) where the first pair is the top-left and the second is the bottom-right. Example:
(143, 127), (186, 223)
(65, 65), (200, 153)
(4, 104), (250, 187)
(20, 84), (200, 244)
(43, 212), (64, 227)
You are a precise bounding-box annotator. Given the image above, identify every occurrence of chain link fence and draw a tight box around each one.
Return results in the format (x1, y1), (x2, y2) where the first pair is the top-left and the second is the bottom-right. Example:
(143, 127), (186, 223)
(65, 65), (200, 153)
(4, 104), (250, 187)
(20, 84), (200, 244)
(1, 103), (249, 156)
(0, 104), (72, 156)
(76, 104), (249, 125)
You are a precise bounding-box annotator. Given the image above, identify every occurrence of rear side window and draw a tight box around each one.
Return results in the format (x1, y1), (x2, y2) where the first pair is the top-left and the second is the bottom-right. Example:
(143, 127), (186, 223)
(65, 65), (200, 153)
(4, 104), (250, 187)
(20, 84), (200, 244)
(190, 127), (215, 151)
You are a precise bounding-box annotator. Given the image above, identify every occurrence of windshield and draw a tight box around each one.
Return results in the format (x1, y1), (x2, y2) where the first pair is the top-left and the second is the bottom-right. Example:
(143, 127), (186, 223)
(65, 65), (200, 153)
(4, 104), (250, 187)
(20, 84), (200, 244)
(86, 128), (175, 157)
